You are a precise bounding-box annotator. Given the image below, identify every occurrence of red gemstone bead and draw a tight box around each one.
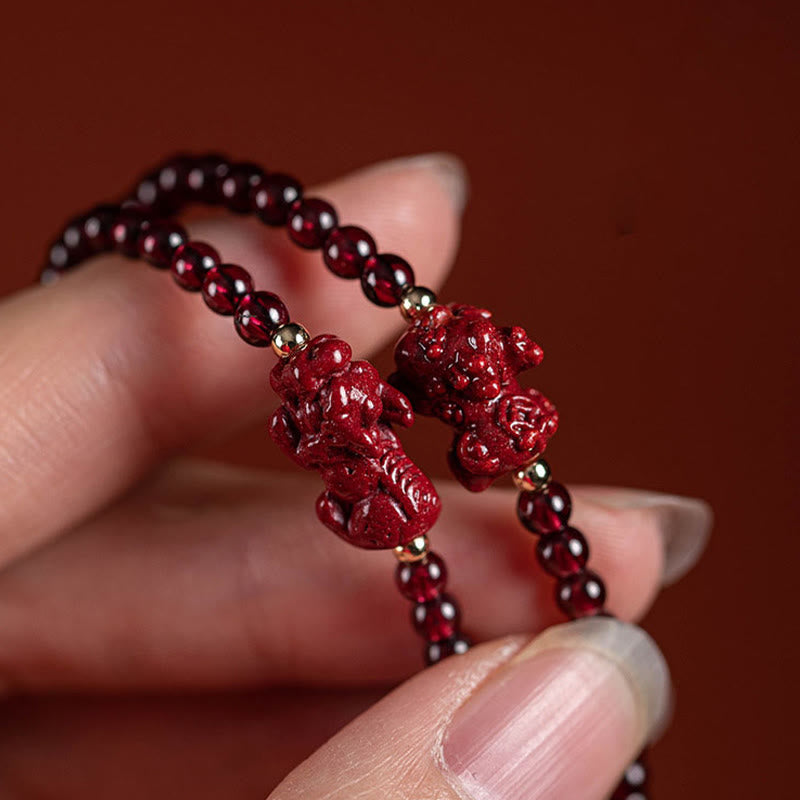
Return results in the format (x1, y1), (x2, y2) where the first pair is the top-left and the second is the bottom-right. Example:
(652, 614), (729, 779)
(187, 153), (230, 203)
(536, 527), (589, 578)
(413, 594), (460, 642)
(46, 240), (72, 271)
(47, 216), (91, 271)
(323, 226), (377, 279)
(517, 482), (572, 535)
(425, 634), (472, 666)
(234, 291), (290, 346)
(83, 205), (120, 252)
(611, 759), (648, 799)
(171, 242), (220, 291)
(202, 264), (254, 315)
(396, 552), (448, 602)
(556, 570), (606, 618)
(111, 207), (153, 257)
(138, 221), (188, 268)
(361, 253), (415, 306)
(287, 198), (338, 249)
(132, 156), (192, 215)
(251, 173), (303, 225)
(219, 162), (265, 213)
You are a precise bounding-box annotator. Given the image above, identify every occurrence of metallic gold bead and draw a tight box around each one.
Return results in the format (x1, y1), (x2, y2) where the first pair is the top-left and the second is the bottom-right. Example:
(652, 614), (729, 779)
(512, 458), (552, 493)
(394, 534), (430, 562)
(399, 286), (437, 321)
(271, 322), (310, 358)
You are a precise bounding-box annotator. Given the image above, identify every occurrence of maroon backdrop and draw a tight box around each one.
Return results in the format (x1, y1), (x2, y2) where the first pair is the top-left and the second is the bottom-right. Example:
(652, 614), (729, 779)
(1, 1), (798, 797)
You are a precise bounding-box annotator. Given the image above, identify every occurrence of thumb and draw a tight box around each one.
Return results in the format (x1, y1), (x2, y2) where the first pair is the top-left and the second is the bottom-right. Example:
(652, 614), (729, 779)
(270, 618), (670, 800)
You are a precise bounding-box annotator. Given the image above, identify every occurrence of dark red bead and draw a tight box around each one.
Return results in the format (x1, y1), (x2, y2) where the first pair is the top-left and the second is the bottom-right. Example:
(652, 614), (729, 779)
(536, 527), (589, 578)
(62, 216), (91, 257)
(171, 242), (220, 291)
(361, 253), (415, 306)
(202, 264), (254, 315)
(187, 153), (230, 203)
(111, 207), (153, 257)
(83, 205), (120, 252)
(425, 634), (472, 666)
(138, 221), (188, 268)
(396, 552), (448, 603)
(132, 171), (161, 209)
(131, 156), (191, 215)
(517, 482), (572, 535)
(287, 198), (338, 249)
(47, 216), (92, 271)
(413, 594), (460, 642)
(251, 173), (303, 225)
(556, 570), (606, 618)
(611, 759), (648, 799)
(234, 291), (290, 346)
(219, 162), (265, 213)
(323, 226), (376, 279)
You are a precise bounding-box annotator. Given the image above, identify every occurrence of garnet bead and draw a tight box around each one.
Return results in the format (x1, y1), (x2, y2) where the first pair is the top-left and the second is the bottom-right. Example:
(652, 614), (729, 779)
(47, 218), (89, 271)
(556, 570), (606, 618)
(413, 593), (460, 642)
(170, 242), (220, 291)
(234, 291), (290, 346)
(425, 634), (472, 666)
(132, 156), (192, 214)
(323, 226), (376, 279)
(187, 153), (231, 203)
(83, 205), (120, 252)
(138, 221), (188, 268)
(251, 173), (303, 225)
(517, 482), (572, 535)
(536, 527), (589, 578)
(396, 552), (447, 603)
(219, 162), (265, 213)
(287, 198), (338, 248)
(111, 207), (153, 257)
(611, 759), (648, 799)
(202, 264), (254, 315)
(361, 253), (415, 306)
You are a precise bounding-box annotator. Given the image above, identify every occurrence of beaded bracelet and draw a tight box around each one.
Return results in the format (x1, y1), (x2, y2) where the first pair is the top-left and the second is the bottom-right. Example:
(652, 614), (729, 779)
(41, 153), (649, 800)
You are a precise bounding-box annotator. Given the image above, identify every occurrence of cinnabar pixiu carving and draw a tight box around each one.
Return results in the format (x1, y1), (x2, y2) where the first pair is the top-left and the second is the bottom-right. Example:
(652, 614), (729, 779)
(390, 304), (558, 492)
(269, 334), (441, 548)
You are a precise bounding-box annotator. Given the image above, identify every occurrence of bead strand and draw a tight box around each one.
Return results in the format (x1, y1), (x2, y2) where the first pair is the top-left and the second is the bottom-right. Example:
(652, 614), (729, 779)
(395, 536), (473, 666)
(515, 458), (649, 795)
(42, 154), (432, 316)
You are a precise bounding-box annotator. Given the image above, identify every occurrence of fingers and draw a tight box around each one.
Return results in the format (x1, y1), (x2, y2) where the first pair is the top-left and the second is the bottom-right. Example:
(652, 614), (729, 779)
(0, 460), (710, 691)
(0, 154), (465, 568)
(271, 618), (670, 800)
(0, 688), (380, 800)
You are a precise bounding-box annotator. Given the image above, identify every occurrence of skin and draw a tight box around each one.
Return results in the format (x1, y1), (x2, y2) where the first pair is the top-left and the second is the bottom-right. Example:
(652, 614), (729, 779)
(0, 156), (707, 798)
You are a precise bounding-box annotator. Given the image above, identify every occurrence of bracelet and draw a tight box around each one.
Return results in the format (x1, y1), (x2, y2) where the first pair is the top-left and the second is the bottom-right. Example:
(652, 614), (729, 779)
(41, 153), (650, 800)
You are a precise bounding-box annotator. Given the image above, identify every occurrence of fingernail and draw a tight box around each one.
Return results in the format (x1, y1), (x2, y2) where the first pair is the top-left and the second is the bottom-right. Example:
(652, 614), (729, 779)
(587, 488), (712, 585)
(441, 618), (670, 800)
(367, 152), (470, 213)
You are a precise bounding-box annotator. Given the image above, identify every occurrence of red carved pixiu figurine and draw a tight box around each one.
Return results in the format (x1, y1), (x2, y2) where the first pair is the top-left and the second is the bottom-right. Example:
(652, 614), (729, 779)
(391, 303), (559, 492)
(269, 334), (441, 549)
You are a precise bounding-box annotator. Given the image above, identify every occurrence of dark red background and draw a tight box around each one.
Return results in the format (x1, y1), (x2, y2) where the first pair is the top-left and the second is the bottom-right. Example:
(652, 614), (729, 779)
(1, 1), (798, 797)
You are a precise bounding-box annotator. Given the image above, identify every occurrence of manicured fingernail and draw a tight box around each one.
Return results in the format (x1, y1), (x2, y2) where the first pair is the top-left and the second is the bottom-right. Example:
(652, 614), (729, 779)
(441, 618), (670, 800)
(589, 489), (712, 585)
(368, 152), (470, 213)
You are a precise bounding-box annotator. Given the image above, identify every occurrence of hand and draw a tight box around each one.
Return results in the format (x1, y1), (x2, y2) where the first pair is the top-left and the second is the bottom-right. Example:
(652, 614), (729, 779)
(0, 155), (711, 799)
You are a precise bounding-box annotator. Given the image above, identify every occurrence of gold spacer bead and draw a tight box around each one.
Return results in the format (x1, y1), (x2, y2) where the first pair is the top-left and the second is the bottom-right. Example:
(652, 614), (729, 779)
(399, 285), (437, 321)
(394, 534), (430, 562)
(271, 322), (311, 358)
(512, 458), (552, 493)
